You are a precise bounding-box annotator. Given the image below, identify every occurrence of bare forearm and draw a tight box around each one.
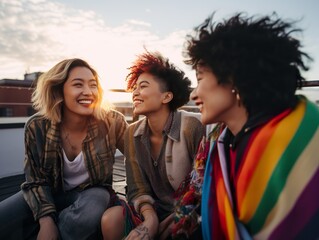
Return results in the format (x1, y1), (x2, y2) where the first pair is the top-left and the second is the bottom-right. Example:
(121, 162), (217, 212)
(38, 215), (59, 240)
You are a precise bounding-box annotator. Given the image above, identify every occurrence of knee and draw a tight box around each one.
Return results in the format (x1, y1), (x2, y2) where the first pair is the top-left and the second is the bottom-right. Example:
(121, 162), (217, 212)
(101, 206), (124, 239)
(88, 187), (111, 206)
(101, 210), (111, 226)
(59, 188), (110, 228)
(101, 206), (124, 229)
(81, 187), (110, 216)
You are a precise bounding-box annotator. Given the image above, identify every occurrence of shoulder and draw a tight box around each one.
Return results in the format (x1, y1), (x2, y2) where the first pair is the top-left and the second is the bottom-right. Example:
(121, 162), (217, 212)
(100, 109), (128, 129)
(103, 108), (126, 121)
(179, 109), (201, 118)
(24, 114), (53, 141)
(25, 113), (50, 130)
(178, 110), (202, 126)
(176, 110), (205, 140)
(178, 110), (201, 121)
(99, 109), (128, 139)
(128, 117), (145, 129)
(125, 117), (146, 135)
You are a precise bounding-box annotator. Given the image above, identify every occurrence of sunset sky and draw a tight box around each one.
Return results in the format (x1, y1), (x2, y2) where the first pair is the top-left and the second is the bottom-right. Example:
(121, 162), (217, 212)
(1, 0), (318, 102)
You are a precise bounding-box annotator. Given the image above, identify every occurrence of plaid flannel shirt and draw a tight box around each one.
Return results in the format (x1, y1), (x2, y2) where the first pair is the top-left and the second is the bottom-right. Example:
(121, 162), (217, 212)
(21, 109), (128, 220)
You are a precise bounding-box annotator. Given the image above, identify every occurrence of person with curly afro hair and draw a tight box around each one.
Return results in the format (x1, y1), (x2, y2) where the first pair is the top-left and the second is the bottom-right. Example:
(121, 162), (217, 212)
(174, 12), (319, 239)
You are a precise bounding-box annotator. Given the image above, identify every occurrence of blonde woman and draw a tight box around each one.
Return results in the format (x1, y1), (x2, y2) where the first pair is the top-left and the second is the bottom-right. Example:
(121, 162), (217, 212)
(0, 58), (128, 240)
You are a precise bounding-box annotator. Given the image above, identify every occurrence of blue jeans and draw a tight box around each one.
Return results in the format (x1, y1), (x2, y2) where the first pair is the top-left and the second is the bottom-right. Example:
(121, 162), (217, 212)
(0, 187), (110, 240)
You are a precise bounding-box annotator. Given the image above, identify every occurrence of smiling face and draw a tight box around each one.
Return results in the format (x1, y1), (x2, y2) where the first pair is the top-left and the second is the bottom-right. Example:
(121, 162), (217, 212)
(62, 66), (99, 118)
(132, 72), (171, 116)
(190, 65), (237, 125)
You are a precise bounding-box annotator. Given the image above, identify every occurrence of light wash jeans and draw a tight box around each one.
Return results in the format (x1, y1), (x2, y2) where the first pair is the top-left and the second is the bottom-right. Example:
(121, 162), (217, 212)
(0, 187), (110, 240)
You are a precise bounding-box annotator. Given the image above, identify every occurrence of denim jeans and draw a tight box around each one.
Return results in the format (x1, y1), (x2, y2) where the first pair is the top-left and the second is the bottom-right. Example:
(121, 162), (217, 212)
(0, 187), (110, 240)
(0, 190), (37, 240)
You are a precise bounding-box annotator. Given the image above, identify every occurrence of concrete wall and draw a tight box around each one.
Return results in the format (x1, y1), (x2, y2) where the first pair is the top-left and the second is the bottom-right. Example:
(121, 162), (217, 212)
(0, 123), (25, 178)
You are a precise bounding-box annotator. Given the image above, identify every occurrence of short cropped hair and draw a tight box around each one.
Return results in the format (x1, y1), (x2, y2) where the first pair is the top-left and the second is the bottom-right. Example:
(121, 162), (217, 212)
(32, 58), (106, 122)
(184, 12), (312, 114)
(126, 51), (191, 111)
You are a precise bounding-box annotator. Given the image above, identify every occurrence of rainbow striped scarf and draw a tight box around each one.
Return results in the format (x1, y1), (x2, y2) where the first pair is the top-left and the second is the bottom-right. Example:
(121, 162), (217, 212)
(202, 97), (319, 239)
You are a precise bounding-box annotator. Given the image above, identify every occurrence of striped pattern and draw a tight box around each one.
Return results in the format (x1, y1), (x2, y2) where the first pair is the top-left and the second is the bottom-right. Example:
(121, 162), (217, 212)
(202, 97), (319, 239)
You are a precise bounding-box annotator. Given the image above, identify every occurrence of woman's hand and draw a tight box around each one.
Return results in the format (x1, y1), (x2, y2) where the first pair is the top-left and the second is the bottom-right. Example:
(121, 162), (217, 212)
(126, 224), (152, 240)
(37, 215), (59, 240)
(158, 213), (174, 240)
(126, 205), (159, 240)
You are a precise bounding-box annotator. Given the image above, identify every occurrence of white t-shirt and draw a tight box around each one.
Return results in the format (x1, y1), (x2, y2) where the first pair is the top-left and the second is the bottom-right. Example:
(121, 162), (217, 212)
(62, 149), (89, 191)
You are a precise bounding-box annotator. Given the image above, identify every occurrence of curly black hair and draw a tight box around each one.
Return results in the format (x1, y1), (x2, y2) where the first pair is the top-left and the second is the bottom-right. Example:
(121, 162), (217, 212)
(126, 51), (191, 111)
(184, 12), (312, 114)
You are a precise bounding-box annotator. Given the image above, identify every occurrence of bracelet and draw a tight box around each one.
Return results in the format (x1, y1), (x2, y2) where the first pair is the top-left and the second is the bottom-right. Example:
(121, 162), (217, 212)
(138, 202), (153, 214)
(140, 207), (154, 216)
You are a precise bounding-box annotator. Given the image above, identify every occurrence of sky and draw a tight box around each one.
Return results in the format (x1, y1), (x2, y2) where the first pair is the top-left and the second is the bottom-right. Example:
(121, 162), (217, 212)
(1, 0), (319, 102)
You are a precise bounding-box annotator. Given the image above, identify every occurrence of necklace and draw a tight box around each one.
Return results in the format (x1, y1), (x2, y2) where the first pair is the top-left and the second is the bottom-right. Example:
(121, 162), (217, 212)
(61, 123), (87, 151)
(151, 112), (174, 167)
(153, 158), (158, 167)
(63, 131), (77, 151)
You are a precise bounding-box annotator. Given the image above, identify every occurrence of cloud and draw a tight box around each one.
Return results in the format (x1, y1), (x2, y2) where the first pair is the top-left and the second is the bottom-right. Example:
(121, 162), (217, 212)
(0, 0), (193, 89)
(0, 0), (77, 76)
(126, 19), (151, 28)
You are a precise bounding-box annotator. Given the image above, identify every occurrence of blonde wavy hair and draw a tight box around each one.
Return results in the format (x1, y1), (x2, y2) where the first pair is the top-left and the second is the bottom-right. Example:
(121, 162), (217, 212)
(32, 58), (108, 123)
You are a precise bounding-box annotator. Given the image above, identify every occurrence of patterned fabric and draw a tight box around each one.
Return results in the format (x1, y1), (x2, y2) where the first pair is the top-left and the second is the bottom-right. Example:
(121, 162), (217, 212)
(113, 199), (143, 236)
(21, 109), (128, 220)
(172, 124), (222, 239)
(172, 137), (209, 238)
(202, 97), (319, 239)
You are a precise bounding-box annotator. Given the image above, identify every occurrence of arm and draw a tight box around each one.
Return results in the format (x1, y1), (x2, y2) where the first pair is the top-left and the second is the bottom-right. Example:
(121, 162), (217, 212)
(37, 215), (59, 240)
(124, 125), (159, 238)
(124, 125), (154, 209)
(126, 203), (159, 240)
(21, 119), (57, 220)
